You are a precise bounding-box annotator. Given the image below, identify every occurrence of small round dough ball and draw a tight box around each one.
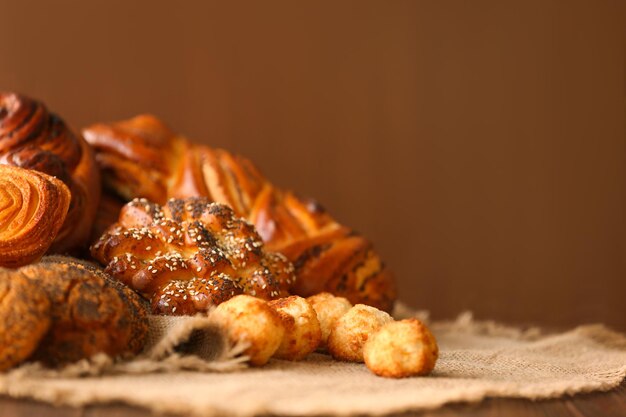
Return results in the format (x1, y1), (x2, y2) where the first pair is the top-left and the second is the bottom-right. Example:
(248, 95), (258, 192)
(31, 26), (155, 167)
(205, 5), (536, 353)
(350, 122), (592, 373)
(363, 318), (438, 378)
(327, 304), (392, 362)
(210, 295), (285, 366)
(268, 296), (321, 360)
(306, 292), (352, 348)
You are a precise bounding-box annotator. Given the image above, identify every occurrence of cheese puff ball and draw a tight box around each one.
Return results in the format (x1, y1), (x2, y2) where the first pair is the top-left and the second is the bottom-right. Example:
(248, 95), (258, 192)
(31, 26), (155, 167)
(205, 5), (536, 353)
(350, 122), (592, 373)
(306, 292), (352, 348)
(209, 295), (285, 366)
(268, 296), (321, 360)
(327, 304), (392, 362)
(363, 318), (438, 378)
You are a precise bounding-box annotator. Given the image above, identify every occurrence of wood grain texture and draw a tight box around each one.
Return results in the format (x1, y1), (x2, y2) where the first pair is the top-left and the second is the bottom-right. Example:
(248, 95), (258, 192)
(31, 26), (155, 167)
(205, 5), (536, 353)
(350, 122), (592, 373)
(0, 0), (624, 329)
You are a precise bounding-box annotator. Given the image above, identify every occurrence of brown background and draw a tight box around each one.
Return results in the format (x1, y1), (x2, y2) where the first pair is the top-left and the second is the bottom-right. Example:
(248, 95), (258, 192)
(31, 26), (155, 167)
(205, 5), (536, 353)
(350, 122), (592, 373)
(1, 1), (624, 330)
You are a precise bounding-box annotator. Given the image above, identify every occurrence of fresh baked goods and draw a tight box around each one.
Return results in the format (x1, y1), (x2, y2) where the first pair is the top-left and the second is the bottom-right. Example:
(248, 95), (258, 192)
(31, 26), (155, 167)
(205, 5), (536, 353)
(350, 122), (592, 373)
(0, 92), (426, 379)
(327, 304), (393, 362)
(0, 256), (148, 368)
(306, 292), (352, 349)
(0, 92), (101, 253)
(91, 197), (295, 315)
(363, 318), (438, 378)
(209, 295), (285, 366)
(268, 295), (321, 360)
(0, 166), (71, 268)
(82, 115), (396, 311)
(0, 271), (51, 371)
(18, 256), (149, 366)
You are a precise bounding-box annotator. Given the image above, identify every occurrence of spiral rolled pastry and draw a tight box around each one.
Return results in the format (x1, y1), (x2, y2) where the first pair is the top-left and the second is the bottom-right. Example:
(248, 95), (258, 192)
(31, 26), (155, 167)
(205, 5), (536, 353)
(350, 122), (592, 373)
(0, 166), (71, 268)
(91, 197), (295, 315)
(84, 115), (395, 311)
(0, 93), (100, 253)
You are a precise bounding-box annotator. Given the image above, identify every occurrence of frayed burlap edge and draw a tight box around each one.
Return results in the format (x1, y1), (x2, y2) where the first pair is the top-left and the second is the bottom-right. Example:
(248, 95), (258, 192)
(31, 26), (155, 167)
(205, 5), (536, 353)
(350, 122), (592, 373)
(5, 313), (250, 379)
(0, 309), (625, 417)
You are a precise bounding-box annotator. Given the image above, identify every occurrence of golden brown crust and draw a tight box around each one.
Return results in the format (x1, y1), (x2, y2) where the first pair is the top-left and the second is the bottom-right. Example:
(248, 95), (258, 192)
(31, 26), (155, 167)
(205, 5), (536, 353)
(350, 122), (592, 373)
(81, 115), (176, 202)
(0, 270), (51, 371)
(327, 304), (393, 363)
(18, 256), (149, 366)
(0, 92), (100, 254)
(268, 296), (321, 360)
(209, 295), (285, 366)
(91, 197), (295, 315)
(363, 318), (439, 378)
(279, 227), (396, 311)
(0, 166), (71, 268)
(83, 115), (396, 311)
(306, 292), (352, 348)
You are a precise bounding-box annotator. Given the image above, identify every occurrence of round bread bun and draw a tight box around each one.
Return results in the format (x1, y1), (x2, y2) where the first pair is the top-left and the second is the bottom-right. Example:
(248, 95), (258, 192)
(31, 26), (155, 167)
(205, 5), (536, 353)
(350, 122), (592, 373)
(20, 257), (149, 366)
(306, 292), (352, 348)
(327, 304), (392, 362)
(0, 270), (51, 371)
(91, 198), (295, 315)
(210, 294), (285, 366)
(363, 318), (438, 378)
(268, 296), (321, 360)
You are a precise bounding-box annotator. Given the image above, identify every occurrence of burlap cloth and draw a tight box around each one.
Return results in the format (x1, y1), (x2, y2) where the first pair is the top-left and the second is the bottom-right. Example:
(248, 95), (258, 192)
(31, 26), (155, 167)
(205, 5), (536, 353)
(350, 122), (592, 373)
(0, 306), (625, 416)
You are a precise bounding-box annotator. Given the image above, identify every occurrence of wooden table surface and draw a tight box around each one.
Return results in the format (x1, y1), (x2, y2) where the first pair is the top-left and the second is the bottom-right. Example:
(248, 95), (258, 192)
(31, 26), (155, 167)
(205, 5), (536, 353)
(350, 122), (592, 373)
(1, 382), (624, 417)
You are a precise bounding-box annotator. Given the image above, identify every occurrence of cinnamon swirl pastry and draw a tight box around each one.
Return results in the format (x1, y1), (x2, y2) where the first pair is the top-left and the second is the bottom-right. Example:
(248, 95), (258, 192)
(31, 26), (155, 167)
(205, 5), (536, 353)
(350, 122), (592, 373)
(0, 166), (71, 268)
(83, 115), (395, 311)
(91, 197), (296, 315)
(0, 92), (100, 253)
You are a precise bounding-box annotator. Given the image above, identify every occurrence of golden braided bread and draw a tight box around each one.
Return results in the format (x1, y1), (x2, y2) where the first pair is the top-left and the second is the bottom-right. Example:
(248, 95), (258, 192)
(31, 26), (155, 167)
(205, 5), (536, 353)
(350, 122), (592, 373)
(0, 93), (100, 253)
(0, 166), (71, 267)
(84, 115), (395, 311)
(91, 197), (295, 315)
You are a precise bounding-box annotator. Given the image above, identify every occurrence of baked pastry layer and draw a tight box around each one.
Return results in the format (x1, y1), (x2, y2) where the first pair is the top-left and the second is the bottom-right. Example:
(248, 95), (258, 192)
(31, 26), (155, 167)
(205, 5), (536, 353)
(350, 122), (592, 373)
(91, 197), (295, 315)
(0, 165), (71, 267)
(84, 115), (395, 311)
(0, 92), (100, 253)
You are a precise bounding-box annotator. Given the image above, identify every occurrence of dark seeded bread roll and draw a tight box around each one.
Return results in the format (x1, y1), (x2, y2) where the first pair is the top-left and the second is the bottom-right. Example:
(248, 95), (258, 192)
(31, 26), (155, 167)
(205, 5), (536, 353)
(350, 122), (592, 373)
(0, 271), (51, 371)
(19, 256), (149, 366)
(91, 198), (295, 315)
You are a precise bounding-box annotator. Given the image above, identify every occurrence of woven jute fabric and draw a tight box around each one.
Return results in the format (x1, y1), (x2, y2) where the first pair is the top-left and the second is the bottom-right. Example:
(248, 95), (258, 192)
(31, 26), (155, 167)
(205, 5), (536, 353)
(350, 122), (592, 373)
(0, 308), (625, 416)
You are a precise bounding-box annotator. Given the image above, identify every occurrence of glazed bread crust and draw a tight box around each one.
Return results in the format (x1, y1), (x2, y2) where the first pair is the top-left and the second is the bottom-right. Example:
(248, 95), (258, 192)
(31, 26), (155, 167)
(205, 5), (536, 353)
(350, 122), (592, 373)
(91, 197), (295, 315)
(0, 166), (71, 268)
(83, 115), (395, 311)
(0, 93), (101, 254)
